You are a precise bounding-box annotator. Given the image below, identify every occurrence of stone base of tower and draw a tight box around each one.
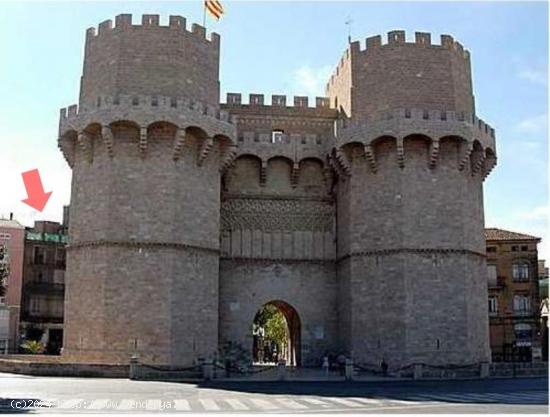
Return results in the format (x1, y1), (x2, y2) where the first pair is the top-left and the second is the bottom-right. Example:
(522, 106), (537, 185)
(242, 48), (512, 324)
(63, 244), (219, 366)
(338, 252), (491, 369)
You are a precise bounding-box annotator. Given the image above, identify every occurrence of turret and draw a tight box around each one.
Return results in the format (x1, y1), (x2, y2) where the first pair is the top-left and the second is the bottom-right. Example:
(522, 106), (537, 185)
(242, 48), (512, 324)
(58, 15), (235, 365)
(329, 31), (497, 367)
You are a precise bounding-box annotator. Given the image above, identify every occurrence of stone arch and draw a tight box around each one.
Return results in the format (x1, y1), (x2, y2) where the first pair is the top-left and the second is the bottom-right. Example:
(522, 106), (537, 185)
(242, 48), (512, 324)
(297, 157), (325, 195)
(251, 300), (302, 366)
(370, 135), (398, 167)
(225, 154), (263, 194)
(59, 129), (78, 167)
(266, 156), (294, 193)
(470, 139), (484, 174)
(439, 135), (468, 169)
(147, 121), (178, 138)
(341, 141), (365, 160)
(109, 120), (140, 156)
(146, 121), (178, 156)
(403, 133), (434, 167)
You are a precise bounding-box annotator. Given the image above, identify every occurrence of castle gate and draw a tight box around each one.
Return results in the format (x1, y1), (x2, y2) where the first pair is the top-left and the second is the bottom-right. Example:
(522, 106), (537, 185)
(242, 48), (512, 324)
(252, 300), (301, 366)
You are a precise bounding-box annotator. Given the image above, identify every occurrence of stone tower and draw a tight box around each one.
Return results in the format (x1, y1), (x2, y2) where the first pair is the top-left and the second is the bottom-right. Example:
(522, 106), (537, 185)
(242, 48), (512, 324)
(326, 31), (497, 366)
(58, 14), (236, 364)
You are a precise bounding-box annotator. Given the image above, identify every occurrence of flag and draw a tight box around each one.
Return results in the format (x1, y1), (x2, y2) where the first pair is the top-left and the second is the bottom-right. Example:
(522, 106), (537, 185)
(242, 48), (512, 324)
(205, 0), (224, 20)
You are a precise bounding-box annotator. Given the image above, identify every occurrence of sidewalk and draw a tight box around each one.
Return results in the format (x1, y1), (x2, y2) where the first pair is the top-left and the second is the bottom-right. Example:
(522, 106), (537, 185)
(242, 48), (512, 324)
(212, 366), (400, 382)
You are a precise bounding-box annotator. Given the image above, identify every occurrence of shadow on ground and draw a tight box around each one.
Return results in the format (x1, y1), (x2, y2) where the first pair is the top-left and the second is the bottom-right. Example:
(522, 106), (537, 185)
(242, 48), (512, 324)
(187, 377), (550, 405)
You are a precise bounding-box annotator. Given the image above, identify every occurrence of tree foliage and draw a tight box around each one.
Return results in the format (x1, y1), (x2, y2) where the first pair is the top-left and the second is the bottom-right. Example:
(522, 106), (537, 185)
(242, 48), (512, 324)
(21, 340), (45, 354)
(255, 304), (288, 348)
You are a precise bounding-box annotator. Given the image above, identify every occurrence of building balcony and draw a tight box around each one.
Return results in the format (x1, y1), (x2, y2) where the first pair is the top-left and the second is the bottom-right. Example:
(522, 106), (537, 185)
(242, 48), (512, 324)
(20, 313), (64, 324)
(23, 282), (65, 295)
(512, 310), (533, 318)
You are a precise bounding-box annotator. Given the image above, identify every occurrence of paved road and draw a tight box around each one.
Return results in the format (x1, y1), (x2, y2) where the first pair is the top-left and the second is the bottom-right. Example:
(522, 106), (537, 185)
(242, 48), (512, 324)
(0, 372), (547, 414)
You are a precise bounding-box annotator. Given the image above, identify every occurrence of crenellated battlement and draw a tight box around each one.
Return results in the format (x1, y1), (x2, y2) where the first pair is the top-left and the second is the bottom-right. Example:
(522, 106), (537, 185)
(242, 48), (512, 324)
(327, 31), (469, 89)
(85, 14), (219, 45)
(354, 30), (468, 56)
(60, 94), (233, 123)
(224, 93), (332, 109)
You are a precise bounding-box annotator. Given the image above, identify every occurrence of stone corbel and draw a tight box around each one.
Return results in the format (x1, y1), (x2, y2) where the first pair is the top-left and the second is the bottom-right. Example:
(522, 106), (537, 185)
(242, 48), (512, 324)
(291, 163), (300, 188)
(173, 128), (186, 161)
(364, 144), (377, 173)
(197, 137), (214, 167)
(219, 145), (237, 173)
(77, 131), (93, 163)
(101, 125), (114, 158)
(260, 160), (267, 186)
(482, 156), (497, 180)
(396, 137), (405, 168)
(458, 142), (473, 171)
(429, 138), (440, 169)
(328, 154), (345, 179)
(472, 152), (487, 175)
(335, 149), (351, 176)
(139, 127), (147, 158)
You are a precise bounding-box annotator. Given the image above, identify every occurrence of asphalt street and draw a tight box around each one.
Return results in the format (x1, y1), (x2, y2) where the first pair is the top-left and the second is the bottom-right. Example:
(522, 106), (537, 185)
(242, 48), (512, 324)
(0, 372), (548, 414)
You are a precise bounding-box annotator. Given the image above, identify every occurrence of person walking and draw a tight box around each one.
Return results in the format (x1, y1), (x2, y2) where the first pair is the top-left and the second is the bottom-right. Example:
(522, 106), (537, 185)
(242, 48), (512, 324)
(337, 353), (346, 376)
(381, 358), (388, 376)
(322, 356), (329, 377)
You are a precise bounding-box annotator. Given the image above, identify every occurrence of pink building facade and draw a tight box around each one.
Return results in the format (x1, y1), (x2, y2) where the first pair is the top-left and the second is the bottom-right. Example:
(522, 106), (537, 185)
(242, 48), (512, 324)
(0, 216), (25, 353)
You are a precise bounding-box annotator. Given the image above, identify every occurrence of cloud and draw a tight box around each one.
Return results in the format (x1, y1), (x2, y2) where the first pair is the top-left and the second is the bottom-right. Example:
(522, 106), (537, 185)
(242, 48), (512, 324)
(291, 65), (332, 98)
(518, 68), (548, 86)
(515, 114), (548, 134)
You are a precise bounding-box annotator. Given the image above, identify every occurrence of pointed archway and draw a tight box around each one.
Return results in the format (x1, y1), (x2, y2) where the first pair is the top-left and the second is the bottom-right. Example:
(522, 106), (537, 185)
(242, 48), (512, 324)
(252, 300), (301, 366)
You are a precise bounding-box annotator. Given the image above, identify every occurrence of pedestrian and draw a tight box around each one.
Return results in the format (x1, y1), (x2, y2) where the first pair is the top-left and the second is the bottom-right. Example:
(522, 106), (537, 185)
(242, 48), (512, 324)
(337, 353), (346, 376)
(322, 356), (329, 377)
(381, 358), (388, 376)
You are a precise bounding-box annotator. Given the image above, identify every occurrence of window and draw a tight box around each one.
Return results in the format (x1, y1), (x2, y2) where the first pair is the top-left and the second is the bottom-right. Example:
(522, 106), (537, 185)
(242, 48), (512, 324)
(0, 233), (11, 240)
(487, 264), (497, 286)
(521, 245), (528, 251)
(511, 245), (519, 252)
(487, 246), (497, 253)
(271, 130), (284, 144)
(513, 294), (530, 315)
(488, 296), (498, 315)
(30, 298), (40, 314)
(34, 246), (46, 265)
(55, 248), (66, 268)
(512, 263), (529, 281)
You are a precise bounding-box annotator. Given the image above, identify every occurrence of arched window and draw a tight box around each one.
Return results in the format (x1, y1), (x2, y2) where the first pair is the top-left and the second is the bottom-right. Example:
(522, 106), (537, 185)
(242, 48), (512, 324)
(512, 262), (529, 281)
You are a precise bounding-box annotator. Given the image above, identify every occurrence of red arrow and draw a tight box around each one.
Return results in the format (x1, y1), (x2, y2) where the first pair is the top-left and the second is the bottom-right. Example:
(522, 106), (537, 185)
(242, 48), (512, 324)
(21, 169), (52, 212)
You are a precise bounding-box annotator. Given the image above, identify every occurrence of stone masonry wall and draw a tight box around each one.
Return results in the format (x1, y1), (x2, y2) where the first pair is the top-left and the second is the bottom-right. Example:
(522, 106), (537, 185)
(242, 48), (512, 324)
(327, 31), (475, 121)
(336, 135), (490, 367)
(80, 14), (220, 110)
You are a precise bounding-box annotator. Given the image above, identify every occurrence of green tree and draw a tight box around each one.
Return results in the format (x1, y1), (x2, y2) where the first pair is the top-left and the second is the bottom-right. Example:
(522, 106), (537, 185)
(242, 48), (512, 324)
(255, 304), (289, 350)
(0, 245), (9, 297)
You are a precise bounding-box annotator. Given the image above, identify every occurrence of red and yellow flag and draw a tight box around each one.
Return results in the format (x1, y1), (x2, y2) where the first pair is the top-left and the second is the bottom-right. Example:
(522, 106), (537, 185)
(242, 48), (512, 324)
(205, 0), (224, 20)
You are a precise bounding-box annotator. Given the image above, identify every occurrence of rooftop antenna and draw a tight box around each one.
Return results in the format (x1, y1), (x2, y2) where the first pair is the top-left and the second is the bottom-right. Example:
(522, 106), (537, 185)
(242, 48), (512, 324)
(345, 16), (353, 44)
